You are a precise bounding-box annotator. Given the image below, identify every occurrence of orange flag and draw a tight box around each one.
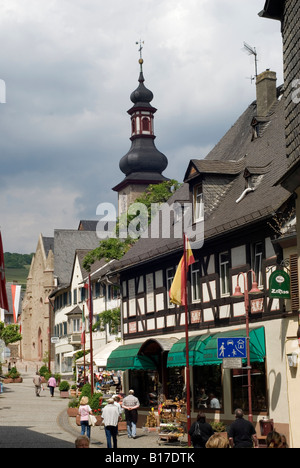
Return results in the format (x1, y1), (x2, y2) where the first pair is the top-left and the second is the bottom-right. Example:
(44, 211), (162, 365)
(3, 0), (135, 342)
(169, 236), (195, 306)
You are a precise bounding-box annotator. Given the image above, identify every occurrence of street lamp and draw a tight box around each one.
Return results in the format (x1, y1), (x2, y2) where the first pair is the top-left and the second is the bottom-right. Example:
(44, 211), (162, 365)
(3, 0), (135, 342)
(232, 270), (262, 423)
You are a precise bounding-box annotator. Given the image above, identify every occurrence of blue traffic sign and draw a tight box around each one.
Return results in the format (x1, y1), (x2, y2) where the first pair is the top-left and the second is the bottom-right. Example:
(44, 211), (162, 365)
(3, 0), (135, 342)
(217, 337), (247, 359)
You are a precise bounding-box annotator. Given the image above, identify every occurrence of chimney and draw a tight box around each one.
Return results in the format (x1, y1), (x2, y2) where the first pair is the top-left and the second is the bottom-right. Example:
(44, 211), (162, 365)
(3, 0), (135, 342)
(256, 70), (277, 117)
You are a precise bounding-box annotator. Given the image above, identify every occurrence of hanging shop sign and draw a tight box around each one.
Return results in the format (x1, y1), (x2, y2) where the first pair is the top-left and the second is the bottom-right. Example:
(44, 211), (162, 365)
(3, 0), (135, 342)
(269, 270), (290, 299)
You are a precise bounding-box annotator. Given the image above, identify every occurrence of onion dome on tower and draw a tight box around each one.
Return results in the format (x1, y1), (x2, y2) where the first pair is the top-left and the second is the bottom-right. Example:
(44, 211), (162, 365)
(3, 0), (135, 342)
(113, 44), (169, 216)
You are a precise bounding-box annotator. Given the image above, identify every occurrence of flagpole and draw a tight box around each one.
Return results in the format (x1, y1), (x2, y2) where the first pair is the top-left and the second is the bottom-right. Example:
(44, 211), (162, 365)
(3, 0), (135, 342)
(83, 304), (86, 385)
(88, 275), (94, 395)
(183, 234), (192, 447)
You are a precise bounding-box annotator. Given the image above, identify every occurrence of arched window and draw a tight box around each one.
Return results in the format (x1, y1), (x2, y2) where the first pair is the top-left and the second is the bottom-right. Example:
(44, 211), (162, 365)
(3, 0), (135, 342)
(142, 117), (150, 132)
(132, 118), (136, 134)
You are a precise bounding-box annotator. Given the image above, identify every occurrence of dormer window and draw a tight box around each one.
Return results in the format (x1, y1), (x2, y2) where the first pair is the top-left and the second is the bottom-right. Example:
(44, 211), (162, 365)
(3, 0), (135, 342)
(194, 185), (204, 222)
(251, 118), (260, 140)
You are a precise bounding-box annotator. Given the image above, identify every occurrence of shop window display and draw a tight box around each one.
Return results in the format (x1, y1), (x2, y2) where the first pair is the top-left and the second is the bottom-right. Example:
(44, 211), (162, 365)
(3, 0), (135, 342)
(129, 370), (160, 407)
(167, 368), (185, 401)
(193, 366), (223, 411)
(231, 362), (267, 413)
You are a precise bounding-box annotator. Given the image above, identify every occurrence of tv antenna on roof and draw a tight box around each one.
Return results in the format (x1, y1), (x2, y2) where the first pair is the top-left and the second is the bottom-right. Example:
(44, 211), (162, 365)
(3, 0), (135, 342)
(243, 42), (258, 83)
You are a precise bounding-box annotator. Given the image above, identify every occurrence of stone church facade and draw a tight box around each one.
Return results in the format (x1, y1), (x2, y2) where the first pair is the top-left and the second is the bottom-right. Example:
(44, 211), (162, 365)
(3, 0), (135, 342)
(21, 234), (55, 363)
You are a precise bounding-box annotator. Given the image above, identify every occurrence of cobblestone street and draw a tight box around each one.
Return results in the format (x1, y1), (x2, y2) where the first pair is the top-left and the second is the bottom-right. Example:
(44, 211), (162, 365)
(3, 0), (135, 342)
(0, 374), (186, 449)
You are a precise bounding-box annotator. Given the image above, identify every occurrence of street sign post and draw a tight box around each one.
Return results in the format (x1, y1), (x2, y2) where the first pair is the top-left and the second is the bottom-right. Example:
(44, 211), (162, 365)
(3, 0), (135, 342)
(217, 337), (247, 360)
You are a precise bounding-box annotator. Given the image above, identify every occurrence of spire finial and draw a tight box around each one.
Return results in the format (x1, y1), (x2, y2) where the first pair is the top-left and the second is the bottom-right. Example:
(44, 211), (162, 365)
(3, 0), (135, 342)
(136, 39), (144, 72)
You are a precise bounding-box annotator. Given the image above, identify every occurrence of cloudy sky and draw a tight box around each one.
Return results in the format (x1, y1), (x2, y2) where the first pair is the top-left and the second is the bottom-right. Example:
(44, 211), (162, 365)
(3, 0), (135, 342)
(0, 0), (284, 253)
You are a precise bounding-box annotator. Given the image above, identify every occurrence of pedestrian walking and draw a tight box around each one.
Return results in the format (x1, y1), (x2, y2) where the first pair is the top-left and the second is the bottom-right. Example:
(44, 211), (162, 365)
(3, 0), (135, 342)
(122, 389), (140, 439)
(228, 408), (258, 448)
(47, 375), (57, 398)
(101, 398), (119, 449)
(78, 396), (93, 439)
(188, 412), (214, 448)
(113, 395), (123, 417)
(33, 372), (42, 397)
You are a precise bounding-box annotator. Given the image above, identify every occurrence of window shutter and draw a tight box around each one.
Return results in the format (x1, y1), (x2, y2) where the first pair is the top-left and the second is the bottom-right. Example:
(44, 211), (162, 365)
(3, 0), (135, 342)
(290, 254), (299, 312)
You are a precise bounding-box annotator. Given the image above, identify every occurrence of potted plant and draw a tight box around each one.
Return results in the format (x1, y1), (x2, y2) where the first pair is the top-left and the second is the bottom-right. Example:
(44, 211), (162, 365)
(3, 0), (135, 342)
(4, 367), (22, 383)
(118, 412), (127, 432)
(70, 384), (77, 398)
(211, 421), (228, 439)
(89, 392), (103, 426)
(59, 381), (70, 398)
(67, 398), (80, 417)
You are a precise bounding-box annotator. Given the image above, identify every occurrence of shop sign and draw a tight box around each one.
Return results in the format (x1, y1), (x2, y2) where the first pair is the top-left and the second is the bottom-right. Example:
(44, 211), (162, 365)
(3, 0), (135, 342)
(222, 358), (243, 369)
(269, 270), (290, 299)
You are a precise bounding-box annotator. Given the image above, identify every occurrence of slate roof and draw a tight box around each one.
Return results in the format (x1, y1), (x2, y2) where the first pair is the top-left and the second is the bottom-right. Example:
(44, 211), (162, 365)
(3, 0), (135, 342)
(260, 0), (300, 180)
(42, 237), (54, 257)
(78, 220), (98, 231)
(109, 86), (292, 273)
(53, 230), (100, 286)
(282, 0), (300, 170)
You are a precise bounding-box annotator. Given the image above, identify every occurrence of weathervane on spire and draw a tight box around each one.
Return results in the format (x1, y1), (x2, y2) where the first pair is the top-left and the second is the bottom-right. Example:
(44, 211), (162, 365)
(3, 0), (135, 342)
(136, 39), (145, 72)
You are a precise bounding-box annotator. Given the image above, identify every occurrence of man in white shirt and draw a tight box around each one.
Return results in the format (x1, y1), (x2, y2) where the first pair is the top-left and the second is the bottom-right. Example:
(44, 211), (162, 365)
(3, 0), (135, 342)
(122, 390), (140, 439)
(101, 398), (120, 449)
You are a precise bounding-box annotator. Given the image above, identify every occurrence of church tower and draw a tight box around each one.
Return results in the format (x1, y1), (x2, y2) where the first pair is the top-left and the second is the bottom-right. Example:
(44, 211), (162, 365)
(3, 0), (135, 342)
(113, 45), (168, 217)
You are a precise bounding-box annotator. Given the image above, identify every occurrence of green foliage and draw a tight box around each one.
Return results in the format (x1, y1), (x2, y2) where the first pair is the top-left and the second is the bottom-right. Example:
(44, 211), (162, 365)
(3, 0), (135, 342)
(92, 308), (121, 335)
(4, 252), (33, 269)
(5, 366), (20, 379)
(74, 350), (89, 362)
(80, 383), (92, 398)
(89, 392), (103, 416)
(83, 238), (132, 269)
(68, 398), (80, 408)
(59, 380), (70, 392)
(211, 421), (227, 433)
(135, 179), (182, 208)
(39, 365), (49, 377)
(83, 180), (182, 271)
(0, 322), (22, 346)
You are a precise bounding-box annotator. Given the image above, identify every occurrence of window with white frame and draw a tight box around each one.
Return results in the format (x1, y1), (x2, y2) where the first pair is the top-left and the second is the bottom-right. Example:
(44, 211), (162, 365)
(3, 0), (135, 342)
(191, 262), (201, 302)
(73, 318), (80, 333)
(194, 185), (204, 223)
(252, 242), (263, 287)
(166, 267), (175, 308)
(220, 252), (230, 296)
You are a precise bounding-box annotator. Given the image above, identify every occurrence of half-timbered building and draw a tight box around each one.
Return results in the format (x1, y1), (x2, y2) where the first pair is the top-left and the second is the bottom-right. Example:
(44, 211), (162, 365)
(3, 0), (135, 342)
(107, 69), (297, 440)
(260, 0), (300, 446)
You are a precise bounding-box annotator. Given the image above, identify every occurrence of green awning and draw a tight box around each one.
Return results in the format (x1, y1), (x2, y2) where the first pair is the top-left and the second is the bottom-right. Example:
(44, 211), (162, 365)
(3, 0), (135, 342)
(202, 327), (266, 366)
(167, 334), (212, 368)
(106, 343), (157, 371)
(167, 327), (265, 368)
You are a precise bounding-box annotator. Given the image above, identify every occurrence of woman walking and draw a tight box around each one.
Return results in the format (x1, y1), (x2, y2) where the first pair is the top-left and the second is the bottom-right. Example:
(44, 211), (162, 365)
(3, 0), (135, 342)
(47, 375), (57, 398)
(78, 396), (93, 439)
(188, 412), (214, 448)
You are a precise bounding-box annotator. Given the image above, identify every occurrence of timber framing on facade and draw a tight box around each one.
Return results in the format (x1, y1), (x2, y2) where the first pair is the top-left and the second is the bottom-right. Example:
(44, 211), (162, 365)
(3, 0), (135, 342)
(109, 74), (295, 341)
